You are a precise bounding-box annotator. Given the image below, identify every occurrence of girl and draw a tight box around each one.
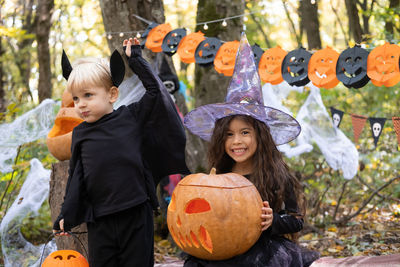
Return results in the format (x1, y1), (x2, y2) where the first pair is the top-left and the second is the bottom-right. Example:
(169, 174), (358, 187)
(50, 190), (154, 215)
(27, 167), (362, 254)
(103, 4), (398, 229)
(183, 33), (319, 267)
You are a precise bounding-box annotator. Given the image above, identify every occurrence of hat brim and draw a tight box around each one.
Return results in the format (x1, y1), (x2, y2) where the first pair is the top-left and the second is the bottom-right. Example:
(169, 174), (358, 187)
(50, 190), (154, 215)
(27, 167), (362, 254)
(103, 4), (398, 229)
(184, 103), (301, 145)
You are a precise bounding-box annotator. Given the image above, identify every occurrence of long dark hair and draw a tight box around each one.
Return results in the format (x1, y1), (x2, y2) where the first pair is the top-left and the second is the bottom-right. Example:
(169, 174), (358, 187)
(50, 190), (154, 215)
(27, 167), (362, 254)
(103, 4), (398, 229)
(208, 115), (305, 218)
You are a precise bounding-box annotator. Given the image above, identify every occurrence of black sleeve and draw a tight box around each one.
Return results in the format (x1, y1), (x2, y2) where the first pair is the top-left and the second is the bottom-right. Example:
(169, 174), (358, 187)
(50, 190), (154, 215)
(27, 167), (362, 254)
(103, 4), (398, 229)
(53, 134), (93, 231)
(126, 45), (160, 124)
(269, 185), (304, 236)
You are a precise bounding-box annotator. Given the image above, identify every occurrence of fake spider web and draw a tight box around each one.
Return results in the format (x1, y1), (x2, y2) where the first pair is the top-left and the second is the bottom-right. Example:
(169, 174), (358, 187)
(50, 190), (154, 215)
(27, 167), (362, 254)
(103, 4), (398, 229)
(0, 99), (58, 173)
(262, 82), (358, 179)
(0, 159), (56, 267)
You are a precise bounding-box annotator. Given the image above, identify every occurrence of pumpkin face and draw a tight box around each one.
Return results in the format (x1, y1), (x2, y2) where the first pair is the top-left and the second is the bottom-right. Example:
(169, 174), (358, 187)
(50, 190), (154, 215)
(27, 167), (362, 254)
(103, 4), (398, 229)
(167, 169), (262, 260)
(145, 23), (172, 53)
(367, 42), (400, 87)
(177, 31), (205, 64)
(281, 48), (312, 86)
(194, 37), (222, 67)
(46, 100), (83, 161)
(258, 46), (287, 84)
(308, 47), (340, 89)
(140, 22), (159, 48)
(42, 250), (89, 267)
(336, 45), (370, 89)
(162, 28), (187, 56)
(214, 41), (240, 76)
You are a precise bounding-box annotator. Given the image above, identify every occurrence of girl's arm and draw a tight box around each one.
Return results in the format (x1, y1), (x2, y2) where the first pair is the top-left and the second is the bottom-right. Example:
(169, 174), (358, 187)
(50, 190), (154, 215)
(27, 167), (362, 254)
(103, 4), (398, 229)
(269, 186), (304, 235)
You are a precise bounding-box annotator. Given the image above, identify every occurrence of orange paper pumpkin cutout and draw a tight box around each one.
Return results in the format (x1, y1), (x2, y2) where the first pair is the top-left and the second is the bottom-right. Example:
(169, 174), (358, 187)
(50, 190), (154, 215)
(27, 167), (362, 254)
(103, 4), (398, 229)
(258, 46), (287, 84)
(214, 41), (240, 76)
(145, 23), (172, 53)
(177, 31), (206, 64)
(167, 168), (262, 260)
(42, 250), (89, 267)
(367, 42), (400, 87)
(308, 47), (340, 89)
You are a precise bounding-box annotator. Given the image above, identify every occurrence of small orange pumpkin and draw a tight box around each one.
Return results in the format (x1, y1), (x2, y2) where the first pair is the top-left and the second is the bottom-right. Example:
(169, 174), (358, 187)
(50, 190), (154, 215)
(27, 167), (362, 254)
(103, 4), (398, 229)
(42, 250), (89, 267)
(258, 46), (287, 84)
(167, 168), (262, 260)
(367, 42), (400, 87)
(145, 23), (172, 53)
(214, 41), (240, 76)
(177, 31), (206, 64)
(47, 90), (82, 161)
(308, 46), (340, 89)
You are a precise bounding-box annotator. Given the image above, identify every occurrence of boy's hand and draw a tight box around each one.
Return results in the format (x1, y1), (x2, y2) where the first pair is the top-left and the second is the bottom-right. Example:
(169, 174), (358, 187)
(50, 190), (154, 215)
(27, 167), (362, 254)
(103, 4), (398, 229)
(261, 201), (273, 231)
(123, 37), (140, 58)
(53, 219), (69, 236)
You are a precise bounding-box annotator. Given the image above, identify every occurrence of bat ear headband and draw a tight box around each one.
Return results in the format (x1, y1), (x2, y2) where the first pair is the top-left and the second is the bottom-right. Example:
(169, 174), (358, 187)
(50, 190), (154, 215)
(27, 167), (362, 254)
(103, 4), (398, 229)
(61, 49), (125, 87)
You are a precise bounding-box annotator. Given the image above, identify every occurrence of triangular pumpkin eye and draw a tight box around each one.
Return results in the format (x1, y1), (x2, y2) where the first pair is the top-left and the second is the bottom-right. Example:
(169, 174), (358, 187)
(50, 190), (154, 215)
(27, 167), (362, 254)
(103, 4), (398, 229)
(185, 198), (211, 214)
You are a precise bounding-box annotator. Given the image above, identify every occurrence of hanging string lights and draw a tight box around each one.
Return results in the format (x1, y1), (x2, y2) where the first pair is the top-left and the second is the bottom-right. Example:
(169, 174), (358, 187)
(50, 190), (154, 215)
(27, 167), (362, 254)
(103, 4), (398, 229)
(104, 9), (264, 39)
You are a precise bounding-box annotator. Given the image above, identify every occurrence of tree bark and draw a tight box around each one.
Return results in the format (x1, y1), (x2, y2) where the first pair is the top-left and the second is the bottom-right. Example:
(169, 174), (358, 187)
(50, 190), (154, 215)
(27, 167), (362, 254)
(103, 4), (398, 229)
(189, 0), (245, 172)
(49, 161), (89, 256)
(298, 0), (321, 50)
(385, 0), (400, 39)
(345, 0), (363, 43)
(35, 0), (54, 102)
(0, 3), (5, 113)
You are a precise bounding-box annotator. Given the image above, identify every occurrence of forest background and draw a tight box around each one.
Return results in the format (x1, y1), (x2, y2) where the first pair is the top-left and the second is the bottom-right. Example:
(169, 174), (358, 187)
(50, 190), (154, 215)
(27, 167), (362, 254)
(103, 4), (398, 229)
(0, 0), (400, 264)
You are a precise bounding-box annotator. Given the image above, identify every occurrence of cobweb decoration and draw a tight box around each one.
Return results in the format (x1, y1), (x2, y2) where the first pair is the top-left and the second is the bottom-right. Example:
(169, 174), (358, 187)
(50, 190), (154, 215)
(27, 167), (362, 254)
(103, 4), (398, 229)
(0, 99), (58, 173)
(262, 82), (359, 180)
(113, 74), (146, 109)
(0, 159), (56, 267)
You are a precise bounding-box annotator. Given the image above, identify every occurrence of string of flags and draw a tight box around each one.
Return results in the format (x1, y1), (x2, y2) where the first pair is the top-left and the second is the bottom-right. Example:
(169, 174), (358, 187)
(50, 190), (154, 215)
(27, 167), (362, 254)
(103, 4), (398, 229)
(330, 107), (400, 148)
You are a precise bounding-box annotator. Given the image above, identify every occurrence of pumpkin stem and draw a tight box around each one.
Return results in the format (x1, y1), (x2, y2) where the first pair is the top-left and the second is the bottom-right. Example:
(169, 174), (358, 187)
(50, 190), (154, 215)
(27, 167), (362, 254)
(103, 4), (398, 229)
(210, 168), (216, 175)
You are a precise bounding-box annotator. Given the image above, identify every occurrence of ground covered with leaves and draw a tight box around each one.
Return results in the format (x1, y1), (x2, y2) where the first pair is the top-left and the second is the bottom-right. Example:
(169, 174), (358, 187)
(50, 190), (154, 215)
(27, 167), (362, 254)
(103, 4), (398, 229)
(153, 205), (400, 263)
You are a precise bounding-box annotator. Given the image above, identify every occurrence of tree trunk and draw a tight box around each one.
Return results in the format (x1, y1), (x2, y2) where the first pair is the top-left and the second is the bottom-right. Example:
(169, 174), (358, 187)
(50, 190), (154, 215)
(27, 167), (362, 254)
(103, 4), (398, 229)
(299, 0), (321, 50)
(0, 4), (5, 113)
(189, 0), (245, 172)
(385, 0), (400, 39)
(35, 0), (54, 102)
(345, 0), (363, 43)
(99, 0), (201, 172)
(49, 161), (89, 256)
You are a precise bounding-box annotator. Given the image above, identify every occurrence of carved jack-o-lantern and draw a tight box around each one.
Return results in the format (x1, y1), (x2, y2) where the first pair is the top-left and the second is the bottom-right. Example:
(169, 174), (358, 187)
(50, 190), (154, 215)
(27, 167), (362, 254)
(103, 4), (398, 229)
(177, 31), (206, 64)
(46, 89), (83, 161)
(258, 46), (287, 84)
(145, 23), (172, 53)
(214, 41), (240, 76)
(167, 168), (262, 260)
(367, 42), (400, 87)
(281, 48), (312, 86)
(308, 46), (340, 89)
(42, 250), (88, 267)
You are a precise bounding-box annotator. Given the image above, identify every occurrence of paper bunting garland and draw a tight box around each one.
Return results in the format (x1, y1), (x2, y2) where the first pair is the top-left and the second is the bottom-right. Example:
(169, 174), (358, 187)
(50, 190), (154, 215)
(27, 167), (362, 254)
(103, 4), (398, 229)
(393, 117), (400, 147)
(369, 117), (386, 147)
(330, 107), (344, 128)
(351, 114), (368, 143)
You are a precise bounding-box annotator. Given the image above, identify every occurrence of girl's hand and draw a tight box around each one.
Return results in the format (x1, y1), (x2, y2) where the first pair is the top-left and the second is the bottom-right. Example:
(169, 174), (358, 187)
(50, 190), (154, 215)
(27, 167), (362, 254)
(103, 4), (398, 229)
(261, 201), (273, 231)
(53, 219), (69, 236)
(123, 37), (140, 57)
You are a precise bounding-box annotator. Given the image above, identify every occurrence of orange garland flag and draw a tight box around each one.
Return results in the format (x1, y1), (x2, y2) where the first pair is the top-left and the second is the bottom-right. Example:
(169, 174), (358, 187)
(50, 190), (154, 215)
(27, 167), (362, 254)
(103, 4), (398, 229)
(393, 117), (400, 147)
(351, 114), (368, 143)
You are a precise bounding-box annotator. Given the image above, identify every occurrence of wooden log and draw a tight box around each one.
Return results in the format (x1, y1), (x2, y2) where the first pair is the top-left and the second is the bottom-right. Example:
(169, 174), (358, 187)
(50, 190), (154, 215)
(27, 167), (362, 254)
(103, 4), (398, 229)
(49, 160), (88, 257)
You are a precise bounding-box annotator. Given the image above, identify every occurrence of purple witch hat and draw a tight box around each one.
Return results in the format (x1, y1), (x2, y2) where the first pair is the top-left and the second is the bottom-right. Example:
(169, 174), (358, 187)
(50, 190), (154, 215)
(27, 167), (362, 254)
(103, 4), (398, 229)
(184, 33), (300, 145)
